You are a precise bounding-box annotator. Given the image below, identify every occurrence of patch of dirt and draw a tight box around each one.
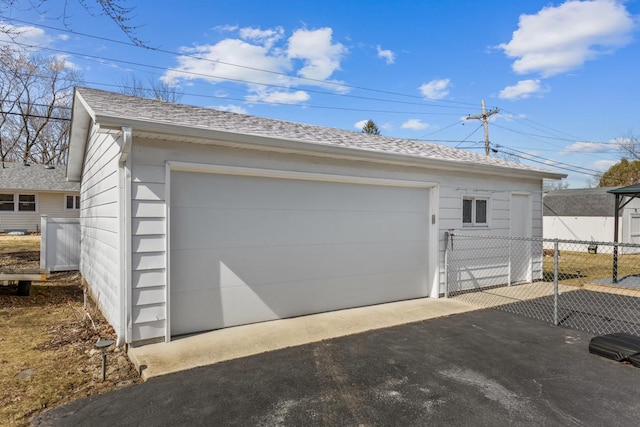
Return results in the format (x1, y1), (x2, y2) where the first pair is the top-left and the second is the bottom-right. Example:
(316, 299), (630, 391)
(0, 234), (142, 426)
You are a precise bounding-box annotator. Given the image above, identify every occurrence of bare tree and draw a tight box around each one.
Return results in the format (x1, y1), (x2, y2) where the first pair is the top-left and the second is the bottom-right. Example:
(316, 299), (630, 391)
(0, 46), (81, 164)
(543, 179), (569, 192)
(615, 132), (640, 161)
(0, 0), (143, 45)
(120, 74), (182, 103)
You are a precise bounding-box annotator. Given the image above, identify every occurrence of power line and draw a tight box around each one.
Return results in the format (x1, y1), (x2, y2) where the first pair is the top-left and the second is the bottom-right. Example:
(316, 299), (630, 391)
(0, 110), (70, 120)
(1, 16), (481, 109)
(494, 146), (601, 177)
(495, 144), (600, 174)
(2, 38), (478, 116)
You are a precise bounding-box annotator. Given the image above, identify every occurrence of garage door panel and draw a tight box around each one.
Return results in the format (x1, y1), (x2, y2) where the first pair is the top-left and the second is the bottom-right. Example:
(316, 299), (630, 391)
(170, 289), (225, 336)
(171, 208), (428, 250)
(170, 170), (431, 336)
(171, 269), (428, 334)
(171, 171), (428, 213)
(171, 240), (427, 291)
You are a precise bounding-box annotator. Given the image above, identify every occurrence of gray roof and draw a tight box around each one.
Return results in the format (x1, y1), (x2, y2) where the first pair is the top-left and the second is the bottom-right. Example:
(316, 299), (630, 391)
(607, 183), (640, 195)
(72, 87), (564, 180)
(0, 162), (80, 193)
(543, 188), (617, 217)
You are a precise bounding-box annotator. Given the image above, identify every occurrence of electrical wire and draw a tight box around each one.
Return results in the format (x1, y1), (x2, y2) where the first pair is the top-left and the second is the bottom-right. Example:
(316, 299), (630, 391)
(455, 125), (483, 148)
(494, 144), (601, 175)
(1, 16), (481, 108)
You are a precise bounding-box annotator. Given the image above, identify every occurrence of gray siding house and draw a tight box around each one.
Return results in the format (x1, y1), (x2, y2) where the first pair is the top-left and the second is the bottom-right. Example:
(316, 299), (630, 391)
(67, 88), (564, 347)
(543, 187), (640, 250)
(0, 162), (80, 232)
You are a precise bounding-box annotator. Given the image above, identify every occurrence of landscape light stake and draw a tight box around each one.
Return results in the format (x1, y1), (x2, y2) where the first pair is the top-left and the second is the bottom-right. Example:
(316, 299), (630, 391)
(96, 339), (114, 381)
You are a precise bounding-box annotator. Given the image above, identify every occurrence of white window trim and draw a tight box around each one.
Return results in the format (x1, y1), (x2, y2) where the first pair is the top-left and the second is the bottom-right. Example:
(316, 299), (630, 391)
(65, 194), (81, 210)
(0, 193), (38, 213)
(462, 195), (491, 228)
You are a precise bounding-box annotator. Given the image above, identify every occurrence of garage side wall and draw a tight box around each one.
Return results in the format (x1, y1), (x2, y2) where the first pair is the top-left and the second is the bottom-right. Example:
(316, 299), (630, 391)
(128, 137), (543, 344)
(80, 127), (122, 334)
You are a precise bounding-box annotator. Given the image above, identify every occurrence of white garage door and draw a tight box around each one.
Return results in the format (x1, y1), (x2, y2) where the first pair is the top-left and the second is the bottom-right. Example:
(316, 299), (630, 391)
(169, 169), (431, 336)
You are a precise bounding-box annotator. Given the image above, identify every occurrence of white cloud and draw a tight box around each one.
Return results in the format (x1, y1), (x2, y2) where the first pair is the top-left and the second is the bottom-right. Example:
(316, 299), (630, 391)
(376, 45), (395, 64)
(499, 0), (635, 77)
(561, 141), (613, 154)
(215, 104), (248, 114)
(593, 159), (617, 171)
(402, 119), (429, 130)
(53, 54), (80, 70)
(163, 26), (348, 105)
(354, 119), (368, 130)
(499, 79), (544, 100)
(239, 26), (284, 49)
(287, 27), (347, 80)
(214, 25), (239, 33)
(419, 78), (450, 99)
(246, 90), (310, 104)
(162, 38), (292, 87)
(0, 22), (50, 48)
(57, 34), (70, 41)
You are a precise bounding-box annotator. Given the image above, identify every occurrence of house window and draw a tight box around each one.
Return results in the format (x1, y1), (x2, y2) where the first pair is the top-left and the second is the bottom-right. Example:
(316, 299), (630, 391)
(463, 197), (488, 226)
(18, 194), (36, 211)
(0, 194), (14, 211)
(66, 195), (80, 210)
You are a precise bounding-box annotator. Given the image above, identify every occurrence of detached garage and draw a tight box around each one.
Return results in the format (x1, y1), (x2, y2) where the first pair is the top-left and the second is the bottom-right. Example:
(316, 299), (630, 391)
(66, 88), (564, 347)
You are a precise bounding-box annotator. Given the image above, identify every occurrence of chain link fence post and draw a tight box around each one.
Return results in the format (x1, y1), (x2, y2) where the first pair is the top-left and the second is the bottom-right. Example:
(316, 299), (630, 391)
(444, 231), (451, 298)
(553, 239), (559, 326)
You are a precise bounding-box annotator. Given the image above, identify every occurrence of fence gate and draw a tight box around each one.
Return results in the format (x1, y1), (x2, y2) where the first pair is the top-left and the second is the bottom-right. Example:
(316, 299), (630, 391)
(445, 233), (640, 336)
(40, 216), (80, 272)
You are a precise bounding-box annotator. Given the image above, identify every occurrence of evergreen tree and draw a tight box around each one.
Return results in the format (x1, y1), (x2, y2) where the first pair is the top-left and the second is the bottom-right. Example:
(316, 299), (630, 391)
(361, 119), (381, 135)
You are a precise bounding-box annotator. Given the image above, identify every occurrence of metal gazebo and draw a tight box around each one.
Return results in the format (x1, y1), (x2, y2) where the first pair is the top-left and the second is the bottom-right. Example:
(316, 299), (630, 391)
(607, 183), (640, 283)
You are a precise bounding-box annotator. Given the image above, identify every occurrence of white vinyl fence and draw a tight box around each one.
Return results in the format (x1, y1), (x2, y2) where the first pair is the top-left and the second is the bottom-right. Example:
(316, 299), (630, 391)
(40, 216), (80, 272)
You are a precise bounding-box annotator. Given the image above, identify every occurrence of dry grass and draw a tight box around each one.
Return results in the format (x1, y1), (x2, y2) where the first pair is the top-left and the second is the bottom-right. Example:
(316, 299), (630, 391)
(0, 235), (141, 426)
(543, 250), (640, 288)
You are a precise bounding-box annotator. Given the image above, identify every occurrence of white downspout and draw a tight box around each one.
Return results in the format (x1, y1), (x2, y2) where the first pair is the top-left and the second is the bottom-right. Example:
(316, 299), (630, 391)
(117, 127), (133, 347)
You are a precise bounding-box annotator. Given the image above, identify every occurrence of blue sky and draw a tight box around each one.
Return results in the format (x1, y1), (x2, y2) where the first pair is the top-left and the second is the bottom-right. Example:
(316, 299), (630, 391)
(2, 0), (639, 187)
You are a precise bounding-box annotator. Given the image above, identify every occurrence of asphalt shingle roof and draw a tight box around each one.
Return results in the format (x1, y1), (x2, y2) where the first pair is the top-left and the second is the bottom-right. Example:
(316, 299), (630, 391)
(0, 162), (80, 192)
(543, 188), (617, 217)
(75, 87), (562, 178)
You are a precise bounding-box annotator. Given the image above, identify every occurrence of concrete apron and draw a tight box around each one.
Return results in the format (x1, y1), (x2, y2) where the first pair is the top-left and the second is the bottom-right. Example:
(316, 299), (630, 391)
(128, 298), (477, 380)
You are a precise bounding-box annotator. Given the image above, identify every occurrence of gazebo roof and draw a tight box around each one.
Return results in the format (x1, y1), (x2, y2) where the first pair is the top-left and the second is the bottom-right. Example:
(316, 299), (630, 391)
(607, 183), (640, 195)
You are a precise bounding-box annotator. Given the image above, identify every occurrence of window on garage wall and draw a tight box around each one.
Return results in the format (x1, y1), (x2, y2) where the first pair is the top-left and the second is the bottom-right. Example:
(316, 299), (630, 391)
(463, 196), (489, 227)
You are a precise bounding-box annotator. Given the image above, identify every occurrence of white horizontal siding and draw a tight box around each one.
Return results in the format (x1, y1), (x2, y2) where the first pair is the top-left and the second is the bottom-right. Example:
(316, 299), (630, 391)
(126, 137), (545, 343)
(79, 128), (122, 334)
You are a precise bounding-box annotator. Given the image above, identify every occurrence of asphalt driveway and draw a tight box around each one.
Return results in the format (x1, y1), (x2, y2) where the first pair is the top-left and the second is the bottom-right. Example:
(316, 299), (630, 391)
(34, 309), (640, 426)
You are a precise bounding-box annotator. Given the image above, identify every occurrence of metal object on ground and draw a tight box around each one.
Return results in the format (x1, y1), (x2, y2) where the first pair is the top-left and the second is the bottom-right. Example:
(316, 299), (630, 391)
(96, 339), (114, 381)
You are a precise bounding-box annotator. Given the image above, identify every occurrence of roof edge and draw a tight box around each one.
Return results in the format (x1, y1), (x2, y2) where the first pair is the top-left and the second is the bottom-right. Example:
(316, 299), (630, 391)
(96, 115), (565, 181)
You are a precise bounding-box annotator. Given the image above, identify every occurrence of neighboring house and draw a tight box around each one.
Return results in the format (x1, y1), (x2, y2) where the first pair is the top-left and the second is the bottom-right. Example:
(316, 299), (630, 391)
(543, 188), (640, 251)
(0, 162), (80, 232)
(66, 87), (564, 347)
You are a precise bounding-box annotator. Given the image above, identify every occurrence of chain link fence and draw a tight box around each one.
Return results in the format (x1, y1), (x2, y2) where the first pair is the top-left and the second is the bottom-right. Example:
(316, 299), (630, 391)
(445, 233), (640, 335)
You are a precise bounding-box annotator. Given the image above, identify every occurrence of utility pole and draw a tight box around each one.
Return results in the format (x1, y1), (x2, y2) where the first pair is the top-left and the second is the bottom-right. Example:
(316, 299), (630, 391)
(466, 99), (499, 156)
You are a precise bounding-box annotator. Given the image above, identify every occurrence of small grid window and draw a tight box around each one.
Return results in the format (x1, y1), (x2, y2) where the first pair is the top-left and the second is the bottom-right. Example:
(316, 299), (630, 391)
(0, 194), (14, 211)
(463, 197), (489, 226)
(66, 195), (80, 210)
(18, 194), (36, 211)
